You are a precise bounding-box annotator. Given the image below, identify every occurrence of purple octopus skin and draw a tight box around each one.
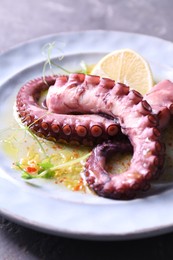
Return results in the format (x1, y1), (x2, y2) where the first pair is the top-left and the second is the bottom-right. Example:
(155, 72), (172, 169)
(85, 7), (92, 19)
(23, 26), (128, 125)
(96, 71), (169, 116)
(16, 76), (120, 146)
(46, 73), (165, 199)
(144, 80), (173, 130)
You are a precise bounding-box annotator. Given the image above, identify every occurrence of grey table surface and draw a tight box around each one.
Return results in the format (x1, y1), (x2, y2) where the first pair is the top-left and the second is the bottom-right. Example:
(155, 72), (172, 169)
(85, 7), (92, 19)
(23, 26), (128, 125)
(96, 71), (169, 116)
(1, 0), (173, 259)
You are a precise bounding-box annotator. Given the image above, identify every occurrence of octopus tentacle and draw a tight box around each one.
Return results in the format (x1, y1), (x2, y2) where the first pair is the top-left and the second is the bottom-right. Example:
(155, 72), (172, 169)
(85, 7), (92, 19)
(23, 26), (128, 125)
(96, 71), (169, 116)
(83, 141), (135, 198)
(46, 73), (165, 199)
(16, 76), (120, 146)
(84, 79), (173, 199)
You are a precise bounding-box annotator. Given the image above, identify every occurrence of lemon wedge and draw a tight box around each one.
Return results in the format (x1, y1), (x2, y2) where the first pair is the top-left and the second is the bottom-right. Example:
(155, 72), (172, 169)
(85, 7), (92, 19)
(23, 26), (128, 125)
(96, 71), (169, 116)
(91, 48), (154, 95)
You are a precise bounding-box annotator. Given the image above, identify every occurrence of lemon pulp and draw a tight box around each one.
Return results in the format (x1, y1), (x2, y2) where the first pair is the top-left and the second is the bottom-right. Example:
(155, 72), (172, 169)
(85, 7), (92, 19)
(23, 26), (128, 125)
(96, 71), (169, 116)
(91, 48), (154, 95)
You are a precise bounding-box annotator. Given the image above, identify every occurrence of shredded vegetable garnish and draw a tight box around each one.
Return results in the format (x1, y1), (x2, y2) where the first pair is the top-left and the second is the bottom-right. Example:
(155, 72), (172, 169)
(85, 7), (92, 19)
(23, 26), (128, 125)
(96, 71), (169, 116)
(0, 109), (91, 191)
(13, 134), (91, 191)
(3, 113), (91, 191)
(14, 149), (90, 190)
(15, 151), (91, 180)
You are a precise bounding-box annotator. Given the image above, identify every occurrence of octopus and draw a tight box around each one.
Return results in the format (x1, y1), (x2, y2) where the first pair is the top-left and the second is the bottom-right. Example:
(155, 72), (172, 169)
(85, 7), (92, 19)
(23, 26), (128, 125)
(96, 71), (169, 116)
(16, 73), (173, 200)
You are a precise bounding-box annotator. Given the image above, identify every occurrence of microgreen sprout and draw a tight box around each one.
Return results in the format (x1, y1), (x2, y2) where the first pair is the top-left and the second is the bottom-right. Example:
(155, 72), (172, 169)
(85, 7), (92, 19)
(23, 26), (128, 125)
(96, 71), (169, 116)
(26, 127), (47, 157)
(42, 41), (91, 84)
(24, 112), (51, 157)
(42, 41), (72, 84)
(79, 60), (89, 74)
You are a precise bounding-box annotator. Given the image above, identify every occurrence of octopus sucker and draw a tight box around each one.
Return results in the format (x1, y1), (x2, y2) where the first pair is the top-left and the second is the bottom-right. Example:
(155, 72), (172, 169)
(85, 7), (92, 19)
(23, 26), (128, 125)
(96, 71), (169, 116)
(51, 124), (60, 133)
(75, 125), (87, 137)
(62, 125), (72, 136)
(90, 125), (103, 137)
(107, 124), (119, 136)
(16, 73), (173, 200)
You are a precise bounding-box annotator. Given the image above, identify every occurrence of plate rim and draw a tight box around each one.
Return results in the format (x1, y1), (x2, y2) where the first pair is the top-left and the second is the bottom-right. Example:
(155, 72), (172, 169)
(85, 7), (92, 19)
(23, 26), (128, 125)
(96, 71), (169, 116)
(1, 30), (173, 240)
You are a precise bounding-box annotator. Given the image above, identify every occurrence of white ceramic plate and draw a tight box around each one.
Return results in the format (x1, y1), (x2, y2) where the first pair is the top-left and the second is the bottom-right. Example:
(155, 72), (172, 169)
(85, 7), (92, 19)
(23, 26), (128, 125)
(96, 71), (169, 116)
(1, 30), (173, 240)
